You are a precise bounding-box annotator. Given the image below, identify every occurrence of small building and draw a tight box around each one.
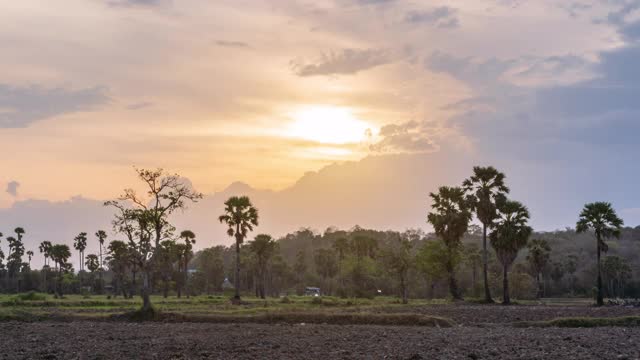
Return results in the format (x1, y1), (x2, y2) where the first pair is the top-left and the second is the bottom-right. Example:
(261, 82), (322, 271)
(304, 287), (321, 296)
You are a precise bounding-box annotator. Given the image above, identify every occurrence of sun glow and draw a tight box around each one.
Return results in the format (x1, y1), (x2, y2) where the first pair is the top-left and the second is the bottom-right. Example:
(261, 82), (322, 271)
(287, 106), (372, 144)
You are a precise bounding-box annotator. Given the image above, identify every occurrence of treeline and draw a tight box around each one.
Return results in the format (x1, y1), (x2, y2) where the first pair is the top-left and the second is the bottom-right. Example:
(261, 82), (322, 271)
(0, 167), (636, 309)
(189, 224), (640, 301)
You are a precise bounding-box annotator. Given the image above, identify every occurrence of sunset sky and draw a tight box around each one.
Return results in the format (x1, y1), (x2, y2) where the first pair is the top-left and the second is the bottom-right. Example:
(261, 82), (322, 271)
(1, 0), (640, 252)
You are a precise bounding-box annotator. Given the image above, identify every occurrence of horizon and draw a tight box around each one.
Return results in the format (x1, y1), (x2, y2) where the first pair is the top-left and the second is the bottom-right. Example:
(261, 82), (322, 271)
(1, 0), (640, 263)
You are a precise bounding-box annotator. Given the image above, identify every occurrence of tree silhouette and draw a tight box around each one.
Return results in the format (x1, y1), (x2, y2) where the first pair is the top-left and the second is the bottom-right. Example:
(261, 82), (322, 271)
(463, 166), (509, 303)
(73, 232), (88, 272)
(427, 186), (473, 300)
(576, 202), (624, 306)
(95, 230), (108, 293)
(50, 244), (71, 297)
(105, 168), (202, 311)
(39, 241), (53, 293)
(490, 200), (532, 305)
(7, 228), (26, 292)
(85, 254), (100, 292)
(105, 240), (130, 298)
(178, 230), (196, 298)
(248, 234), (277, 299)
(219, 196), (259, 303)
(526, 239), (551, 298)
(26, 250), (34, 268)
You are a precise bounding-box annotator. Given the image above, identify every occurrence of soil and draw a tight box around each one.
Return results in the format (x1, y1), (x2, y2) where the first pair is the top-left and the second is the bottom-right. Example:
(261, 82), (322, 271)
(3, 305), (640, 359)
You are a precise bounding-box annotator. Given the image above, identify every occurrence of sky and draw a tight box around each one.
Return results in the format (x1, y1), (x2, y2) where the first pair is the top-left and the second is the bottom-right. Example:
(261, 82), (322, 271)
(1, 0), (640, 261)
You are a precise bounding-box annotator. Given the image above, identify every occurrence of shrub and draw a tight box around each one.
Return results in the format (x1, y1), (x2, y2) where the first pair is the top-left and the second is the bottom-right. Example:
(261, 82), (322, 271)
(16, 292), (47, 301)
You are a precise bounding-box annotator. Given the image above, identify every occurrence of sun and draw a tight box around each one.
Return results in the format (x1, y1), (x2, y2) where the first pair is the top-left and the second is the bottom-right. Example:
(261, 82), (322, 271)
(286, 106), (372, 144)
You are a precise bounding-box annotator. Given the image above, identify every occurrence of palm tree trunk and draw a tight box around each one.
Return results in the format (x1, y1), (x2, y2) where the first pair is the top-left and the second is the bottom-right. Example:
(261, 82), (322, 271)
(536, 272), (542, 299)
(596, 235), (604, 306)
(482, 223), (493, 303)
(502, 264), (510, 305)
(42, 266), (47, 293)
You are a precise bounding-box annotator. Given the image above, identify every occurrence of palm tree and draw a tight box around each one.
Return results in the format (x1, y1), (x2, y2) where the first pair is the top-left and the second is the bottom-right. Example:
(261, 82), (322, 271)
(39, 241), (53, 293)
(7, 229), (26, 292)
(86, 254), (100, 273)
(95, 230), (107, 270)
(489, 200), (532, 305)
(26, 250), (34, 268)
(526, 239), (551, 299)
(95, 230), (108, 293)
(248, 234), (278, 299)
(179, 230), (196, 298)
(463, 166), (509, 303)
(427, 186), (473, 300)
(74, 232), (88, 272)
(85, 254), (100, 293)
(50, 244), (71, 297)
(576, 202), (624, 306)
(219, 196), (259, 303)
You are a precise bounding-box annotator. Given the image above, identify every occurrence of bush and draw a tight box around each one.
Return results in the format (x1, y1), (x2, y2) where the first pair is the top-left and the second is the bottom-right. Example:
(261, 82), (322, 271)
(16, 292), (47, 301)
(280, 296), (292, 304)
(311, 296), (322, 305)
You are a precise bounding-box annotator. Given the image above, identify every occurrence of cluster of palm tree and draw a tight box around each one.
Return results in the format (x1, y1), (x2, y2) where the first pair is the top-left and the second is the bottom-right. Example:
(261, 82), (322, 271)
(426, 165), (624, 305)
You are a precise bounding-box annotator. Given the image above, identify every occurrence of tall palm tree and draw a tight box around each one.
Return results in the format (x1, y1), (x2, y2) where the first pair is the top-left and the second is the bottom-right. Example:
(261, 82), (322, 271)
(39, 241), (53, 293)
(427, 186), (473, 300)
(219, 196), (259, 303)
(73, 232), (88, 272)
(95, 230), (108, 293)
(463, 166), (509, 303)
(179, 230), (196, 298)
(95, 230), (108, 270)
(489, 200), (532, 305)
(248, 234), (278, 299)
(576, 202), (624, 306)
(526, 239), (551, 299)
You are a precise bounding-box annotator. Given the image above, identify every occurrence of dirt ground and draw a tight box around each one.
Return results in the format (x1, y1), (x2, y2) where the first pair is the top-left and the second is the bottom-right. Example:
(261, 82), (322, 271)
(2, 305), (640, 359)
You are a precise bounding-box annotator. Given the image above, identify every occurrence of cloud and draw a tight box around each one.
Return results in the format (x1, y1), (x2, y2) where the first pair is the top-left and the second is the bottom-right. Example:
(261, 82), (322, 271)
(427, 52), (594, 89)
(6, 181), (19, 197)
(0, 84), (109, 128)
(126, 101), (153, 110)
(215, 40), (250, 48)
(290, 48), (393, 77)
(404, 7), (460, 29)
(369, 120), (437, 154)
(106, 0), (169, 7)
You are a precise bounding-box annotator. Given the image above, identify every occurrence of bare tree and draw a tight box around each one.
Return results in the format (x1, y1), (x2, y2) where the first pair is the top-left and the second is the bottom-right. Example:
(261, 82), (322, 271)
(105, 168), (202, 312)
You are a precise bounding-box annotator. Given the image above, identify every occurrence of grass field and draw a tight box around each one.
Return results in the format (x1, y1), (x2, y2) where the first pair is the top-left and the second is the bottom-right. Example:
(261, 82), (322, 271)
(0, 292), (634, 327)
